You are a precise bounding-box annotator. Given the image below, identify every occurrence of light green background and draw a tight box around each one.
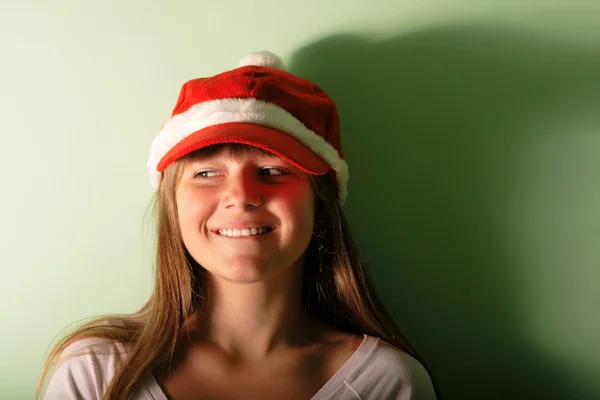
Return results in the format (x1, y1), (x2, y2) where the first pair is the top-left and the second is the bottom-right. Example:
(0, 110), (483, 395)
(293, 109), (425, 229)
(1, 1), (599, 399)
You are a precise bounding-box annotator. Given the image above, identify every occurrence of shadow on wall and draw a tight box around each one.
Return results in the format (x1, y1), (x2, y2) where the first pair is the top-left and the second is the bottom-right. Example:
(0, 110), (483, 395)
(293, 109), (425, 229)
(289, 23), (600, 400)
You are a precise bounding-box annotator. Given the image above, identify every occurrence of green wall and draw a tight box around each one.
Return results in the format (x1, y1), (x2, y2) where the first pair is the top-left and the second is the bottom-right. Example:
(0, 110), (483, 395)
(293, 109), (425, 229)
(1, 1), (598, 399)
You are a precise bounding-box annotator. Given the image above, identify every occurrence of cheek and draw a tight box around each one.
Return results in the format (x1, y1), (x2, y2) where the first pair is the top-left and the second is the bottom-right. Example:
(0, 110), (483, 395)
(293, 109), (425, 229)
(295, 193), (316, 257)
(176, 189), (211, 236)
(284, 186), (315, 236)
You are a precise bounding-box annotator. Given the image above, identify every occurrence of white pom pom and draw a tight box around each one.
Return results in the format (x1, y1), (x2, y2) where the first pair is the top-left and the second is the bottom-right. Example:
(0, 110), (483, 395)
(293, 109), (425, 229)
(237, 51), (286, 70)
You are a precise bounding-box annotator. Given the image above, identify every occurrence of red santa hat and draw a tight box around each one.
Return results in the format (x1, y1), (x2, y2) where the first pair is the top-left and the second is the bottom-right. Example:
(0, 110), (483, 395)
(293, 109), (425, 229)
(147, 51), (349, 203)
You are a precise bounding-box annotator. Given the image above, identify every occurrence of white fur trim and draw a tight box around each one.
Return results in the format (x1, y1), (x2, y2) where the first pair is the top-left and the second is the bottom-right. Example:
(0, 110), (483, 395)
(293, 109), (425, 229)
(147, 99), (349, 203)
(237, 51), (285, 70)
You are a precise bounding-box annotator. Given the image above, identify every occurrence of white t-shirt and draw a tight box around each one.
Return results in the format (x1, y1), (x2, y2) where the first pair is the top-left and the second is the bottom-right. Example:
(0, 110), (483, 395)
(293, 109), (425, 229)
(43, 335), (437, 400)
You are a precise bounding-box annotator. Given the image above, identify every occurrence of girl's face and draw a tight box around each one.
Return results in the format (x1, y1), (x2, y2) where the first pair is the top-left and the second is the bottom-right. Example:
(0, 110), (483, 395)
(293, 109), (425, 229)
(175, 146), (315, 284)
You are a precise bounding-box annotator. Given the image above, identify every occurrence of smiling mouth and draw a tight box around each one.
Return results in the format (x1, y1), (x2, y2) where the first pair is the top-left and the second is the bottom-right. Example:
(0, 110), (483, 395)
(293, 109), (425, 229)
(216, 227), (274, 238)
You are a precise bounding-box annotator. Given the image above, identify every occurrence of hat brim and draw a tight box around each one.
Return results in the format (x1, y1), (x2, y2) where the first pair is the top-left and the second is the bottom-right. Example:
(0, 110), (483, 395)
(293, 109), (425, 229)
(156, 122), (331, 175)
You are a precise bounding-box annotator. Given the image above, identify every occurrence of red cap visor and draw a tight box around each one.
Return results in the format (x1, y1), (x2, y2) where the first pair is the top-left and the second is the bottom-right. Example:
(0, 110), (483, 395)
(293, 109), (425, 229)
(156, 122), (331, 175)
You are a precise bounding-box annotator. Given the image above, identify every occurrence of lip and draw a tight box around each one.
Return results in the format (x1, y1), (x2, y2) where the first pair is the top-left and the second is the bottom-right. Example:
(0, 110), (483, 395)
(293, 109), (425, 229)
(210, 222), (276, 232)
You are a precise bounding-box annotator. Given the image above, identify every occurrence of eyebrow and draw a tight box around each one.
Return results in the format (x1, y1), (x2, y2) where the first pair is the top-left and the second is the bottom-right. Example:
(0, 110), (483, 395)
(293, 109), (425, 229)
(185, 155), (299, 173)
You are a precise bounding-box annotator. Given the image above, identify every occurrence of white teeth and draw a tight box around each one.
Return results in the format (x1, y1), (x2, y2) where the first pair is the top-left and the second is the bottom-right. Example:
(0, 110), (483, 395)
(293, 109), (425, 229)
(217, 227), (271, 237)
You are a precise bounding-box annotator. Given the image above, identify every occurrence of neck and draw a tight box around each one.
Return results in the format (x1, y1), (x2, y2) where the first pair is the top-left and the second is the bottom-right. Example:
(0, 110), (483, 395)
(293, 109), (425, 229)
(187, 262), (319, 360)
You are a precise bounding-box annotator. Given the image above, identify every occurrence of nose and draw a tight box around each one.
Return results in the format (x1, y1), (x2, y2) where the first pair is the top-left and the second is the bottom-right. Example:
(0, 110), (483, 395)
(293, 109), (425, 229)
(223, 171), (263, 210)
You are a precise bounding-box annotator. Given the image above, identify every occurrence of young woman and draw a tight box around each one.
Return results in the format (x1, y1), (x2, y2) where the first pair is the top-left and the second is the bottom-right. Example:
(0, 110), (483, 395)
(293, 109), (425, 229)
(38, 51), (438, 400)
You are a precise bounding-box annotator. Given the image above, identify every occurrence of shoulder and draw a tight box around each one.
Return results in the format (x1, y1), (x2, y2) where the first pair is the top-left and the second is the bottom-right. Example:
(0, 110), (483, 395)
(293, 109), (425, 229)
(43, 337), (129, 400)
(347, 336), (438, 400)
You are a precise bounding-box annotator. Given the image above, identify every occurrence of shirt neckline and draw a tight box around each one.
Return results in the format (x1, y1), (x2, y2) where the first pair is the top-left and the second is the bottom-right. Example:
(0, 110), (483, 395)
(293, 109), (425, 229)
(143, 334), (379, 400)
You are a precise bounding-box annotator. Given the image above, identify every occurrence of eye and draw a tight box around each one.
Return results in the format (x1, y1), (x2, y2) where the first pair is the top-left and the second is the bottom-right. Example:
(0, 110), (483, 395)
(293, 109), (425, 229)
(259, 167), (290, 176)
(193, 169), (221, 178)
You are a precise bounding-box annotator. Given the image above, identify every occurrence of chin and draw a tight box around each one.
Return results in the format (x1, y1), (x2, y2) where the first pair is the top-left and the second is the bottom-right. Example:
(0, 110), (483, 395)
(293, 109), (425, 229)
(210, 259), (278, 283)
(210, 256), (302, 285)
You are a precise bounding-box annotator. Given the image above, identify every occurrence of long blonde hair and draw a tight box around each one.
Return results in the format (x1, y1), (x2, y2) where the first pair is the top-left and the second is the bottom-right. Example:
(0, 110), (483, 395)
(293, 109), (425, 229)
(36, 143), (427, 399)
